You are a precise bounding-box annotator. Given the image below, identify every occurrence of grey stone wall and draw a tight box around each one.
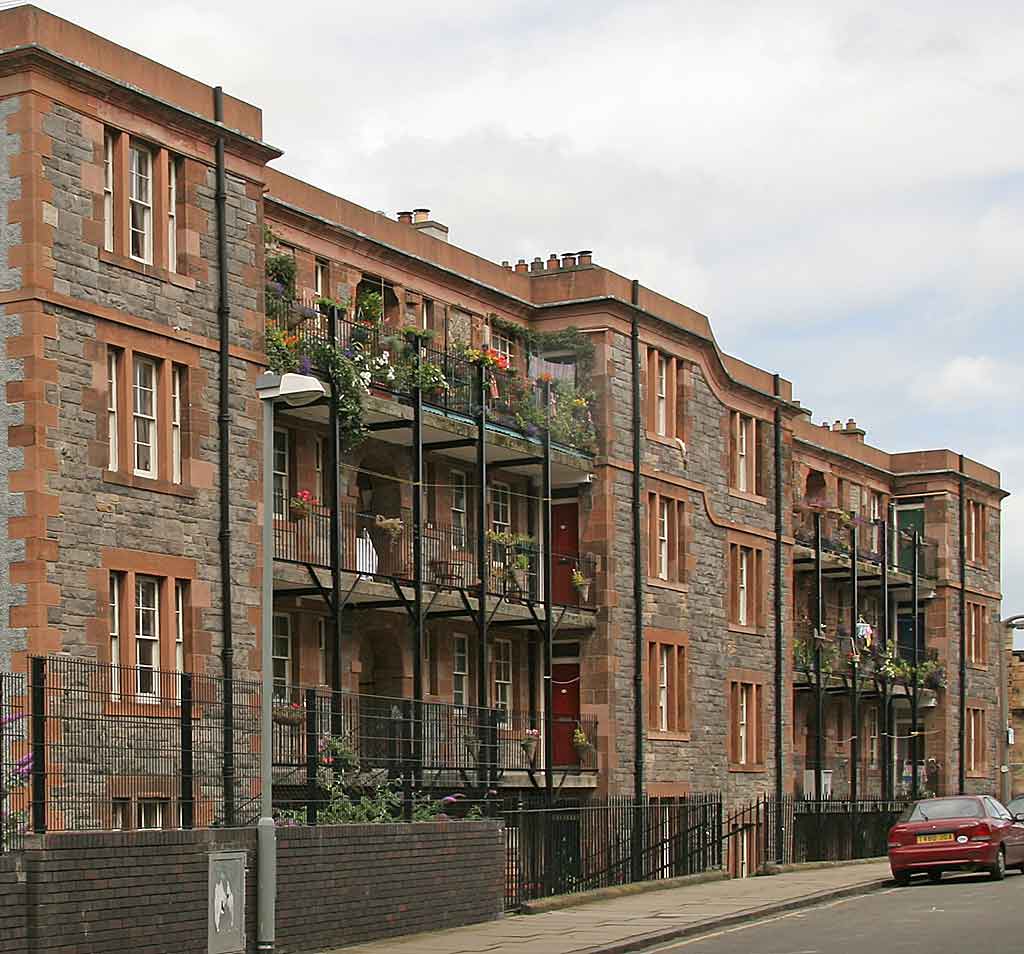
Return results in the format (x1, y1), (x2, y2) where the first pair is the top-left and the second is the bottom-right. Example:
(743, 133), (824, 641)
(38, 100), (262, 675)
(0, 96), (27, 669)
(600, 329), (790, 803)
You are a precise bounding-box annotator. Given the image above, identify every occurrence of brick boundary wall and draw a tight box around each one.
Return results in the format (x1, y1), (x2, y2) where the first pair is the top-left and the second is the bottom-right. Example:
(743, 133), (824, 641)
(0, 821), (505, 954)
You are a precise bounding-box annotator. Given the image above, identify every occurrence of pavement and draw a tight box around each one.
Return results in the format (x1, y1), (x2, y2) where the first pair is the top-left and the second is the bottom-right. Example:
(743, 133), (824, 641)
(327, 859), (894, 954)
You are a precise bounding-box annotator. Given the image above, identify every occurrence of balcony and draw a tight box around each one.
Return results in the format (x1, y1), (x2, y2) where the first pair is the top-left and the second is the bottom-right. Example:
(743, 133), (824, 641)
(792, 509), (938, 585)
(265, 296), (598, 458)
(276, 503), (598, 611)
(271, 688), (599, 788)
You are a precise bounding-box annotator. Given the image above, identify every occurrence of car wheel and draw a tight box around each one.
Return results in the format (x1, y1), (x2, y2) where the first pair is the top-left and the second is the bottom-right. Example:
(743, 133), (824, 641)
(927, 871), (942, 884)
(894, 871), (911, 887)
(990, 848), (1006, 882)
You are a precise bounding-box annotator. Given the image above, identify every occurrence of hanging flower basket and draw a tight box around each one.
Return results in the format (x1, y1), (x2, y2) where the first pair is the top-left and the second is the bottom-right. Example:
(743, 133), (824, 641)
(289, 490), (317, 521)
(272, 704), (305, 727)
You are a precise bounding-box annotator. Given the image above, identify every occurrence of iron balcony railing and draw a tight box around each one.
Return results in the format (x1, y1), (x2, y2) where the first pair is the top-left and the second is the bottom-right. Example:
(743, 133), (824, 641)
(275, 503), (598, 610)
(272, 687), (599, 777)
(792, 510), (938, 578)
(265, 296), (597, 455)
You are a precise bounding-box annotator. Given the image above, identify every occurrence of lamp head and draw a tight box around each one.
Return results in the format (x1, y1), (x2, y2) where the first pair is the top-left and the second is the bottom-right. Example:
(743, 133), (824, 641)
(256, 372), (326, 407)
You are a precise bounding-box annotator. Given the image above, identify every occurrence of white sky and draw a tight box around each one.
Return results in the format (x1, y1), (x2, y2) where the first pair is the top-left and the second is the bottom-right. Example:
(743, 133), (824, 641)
(31, 0), (1024, 626)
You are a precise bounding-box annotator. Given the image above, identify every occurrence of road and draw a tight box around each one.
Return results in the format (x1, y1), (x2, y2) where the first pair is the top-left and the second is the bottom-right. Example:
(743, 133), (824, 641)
(650, 870), (1024, 954)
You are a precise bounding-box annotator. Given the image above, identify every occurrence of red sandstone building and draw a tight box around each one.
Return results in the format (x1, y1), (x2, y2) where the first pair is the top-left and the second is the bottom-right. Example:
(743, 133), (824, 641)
(0, 7), (1008, 826)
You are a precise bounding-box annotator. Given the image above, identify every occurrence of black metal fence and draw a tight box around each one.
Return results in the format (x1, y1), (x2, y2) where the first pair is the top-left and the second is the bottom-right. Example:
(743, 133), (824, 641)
(723, 794), (909, 876)
(1, 671), (28, 852)
(1, 656), (601, 842)
(502, 793), (723, 909)
(792, 797), (909, 862)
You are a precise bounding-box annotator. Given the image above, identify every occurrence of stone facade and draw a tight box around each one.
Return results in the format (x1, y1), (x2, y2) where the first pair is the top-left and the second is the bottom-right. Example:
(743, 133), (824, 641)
(0, 7), (1008, 819)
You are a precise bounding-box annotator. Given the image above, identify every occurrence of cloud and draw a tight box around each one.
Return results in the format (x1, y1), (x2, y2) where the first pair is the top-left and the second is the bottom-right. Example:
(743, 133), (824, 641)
(35, 0), (1024, 612)
(911, 357), (1022, 409)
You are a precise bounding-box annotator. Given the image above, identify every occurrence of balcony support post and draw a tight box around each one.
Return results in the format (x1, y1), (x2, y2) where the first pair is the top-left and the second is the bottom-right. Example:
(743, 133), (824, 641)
(911, 530), (920, 798)
(476, 362), (489, 787)
(328, 307), (345, 735)
(411, 345), (424, 791)
(849, 526), (859, 812)
(880, 520), (892, 799)
(542, 381), (554, 800)
(814, 511), (824, 804)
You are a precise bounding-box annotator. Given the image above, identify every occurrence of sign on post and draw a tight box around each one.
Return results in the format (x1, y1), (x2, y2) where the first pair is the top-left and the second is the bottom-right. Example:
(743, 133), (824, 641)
(208, 851), (246, 954)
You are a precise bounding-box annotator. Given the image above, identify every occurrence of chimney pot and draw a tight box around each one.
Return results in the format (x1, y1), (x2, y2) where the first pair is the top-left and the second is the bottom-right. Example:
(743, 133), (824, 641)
(397, 211), (413, 225)
(561, 253), (577, 268)
(846, 418), (856, 429)
(501, 260), (511, 270)
(515, 259), (528, 273)
(832, 420), (843, 432)
(547, 253), (560, 270)
(577, 250), (593, 266)
(530, 257), (544, 272)
(413, 208), (430, 223)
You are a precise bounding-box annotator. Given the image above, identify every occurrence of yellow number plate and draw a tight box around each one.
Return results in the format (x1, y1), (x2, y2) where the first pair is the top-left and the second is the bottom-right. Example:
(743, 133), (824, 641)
(916, 833), (954, 844)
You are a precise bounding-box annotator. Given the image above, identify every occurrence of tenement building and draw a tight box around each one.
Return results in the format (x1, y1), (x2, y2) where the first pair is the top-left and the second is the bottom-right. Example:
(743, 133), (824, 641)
(0, 7), (1008, 829)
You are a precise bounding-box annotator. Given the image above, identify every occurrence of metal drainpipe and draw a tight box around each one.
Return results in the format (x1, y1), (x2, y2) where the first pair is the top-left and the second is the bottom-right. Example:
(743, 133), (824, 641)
(213, 86), (235, 827)
(630, 282), (645, 880)
(958, 455), (967, 795)
(772, 379), (784, 863)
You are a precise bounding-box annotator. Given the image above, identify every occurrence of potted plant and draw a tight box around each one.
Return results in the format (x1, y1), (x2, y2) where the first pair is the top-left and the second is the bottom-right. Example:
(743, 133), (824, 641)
(572, 725), (594, 761)
(509, 553), (530, 594)
(374, 514), (404, 542)
(272, 702), (305, 727)
(289, 489), (317, 521)
(520, 727), (540, 764)
(571, 567), (591, 603)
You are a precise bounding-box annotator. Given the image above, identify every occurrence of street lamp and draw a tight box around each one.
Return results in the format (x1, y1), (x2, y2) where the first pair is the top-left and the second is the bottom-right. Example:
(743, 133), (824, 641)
(1000, 614), (1024, 804)
(255, 371), (326, 954)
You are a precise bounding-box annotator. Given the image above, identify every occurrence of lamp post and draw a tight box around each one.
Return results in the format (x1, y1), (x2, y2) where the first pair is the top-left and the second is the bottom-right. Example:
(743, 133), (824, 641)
(999, 614), (1024, 804)
(255, 371), (326, 954)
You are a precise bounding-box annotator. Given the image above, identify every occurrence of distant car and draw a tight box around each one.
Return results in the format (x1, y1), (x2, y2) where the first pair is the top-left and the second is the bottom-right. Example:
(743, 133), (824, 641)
(1008, 795), (1024, 818)
(887, 795), (1024, 885)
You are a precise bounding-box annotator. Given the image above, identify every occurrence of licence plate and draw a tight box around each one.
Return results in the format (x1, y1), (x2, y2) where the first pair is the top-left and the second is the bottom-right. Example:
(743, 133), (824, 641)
(916, 833), (954, 844)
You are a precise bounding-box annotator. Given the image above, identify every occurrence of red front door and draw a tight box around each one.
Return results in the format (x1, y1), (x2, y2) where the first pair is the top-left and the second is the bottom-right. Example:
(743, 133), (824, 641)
(552, 662), (580, 766)
(552, 503), (579, 606)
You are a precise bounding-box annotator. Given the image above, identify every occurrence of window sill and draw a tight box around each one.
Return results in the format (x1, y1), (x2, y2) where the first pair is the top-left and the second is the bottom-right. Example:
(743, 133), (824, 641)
(728, 763), (766, 774)
(728, 623), (764, 636)
(966, 770), (989, 779)
(647, 577), (688, 594)
(646, 432), (684, 449)
(99, 249), (196, 291)
(728, 488), (767, 505)
(649, 730), (691, 743)
(104, 700), (182, 718)
(104, 470), (196, 499)
(967, 662), (989, 672)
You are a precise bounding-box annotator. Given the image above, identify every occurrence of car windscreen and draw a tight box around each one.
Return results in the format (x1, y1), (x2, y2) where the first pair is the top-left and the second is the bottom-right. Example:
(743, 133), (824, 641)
(905, 798), (982, 822)
(1008, 798), (1024, 816)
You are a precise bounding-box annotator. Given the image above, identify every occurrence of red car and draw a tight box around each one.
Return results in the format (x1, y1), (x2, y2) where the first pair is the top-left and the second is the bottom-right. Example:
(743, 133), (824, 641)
(888, 795), (1024, 885)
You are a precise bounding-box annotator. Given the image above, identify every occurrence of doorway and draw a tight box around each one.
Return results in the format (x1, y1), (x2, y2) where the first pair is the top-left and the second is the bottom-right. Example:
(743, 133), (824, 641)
(551, 661), (581, 766)
(552, 503), (579, 605)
